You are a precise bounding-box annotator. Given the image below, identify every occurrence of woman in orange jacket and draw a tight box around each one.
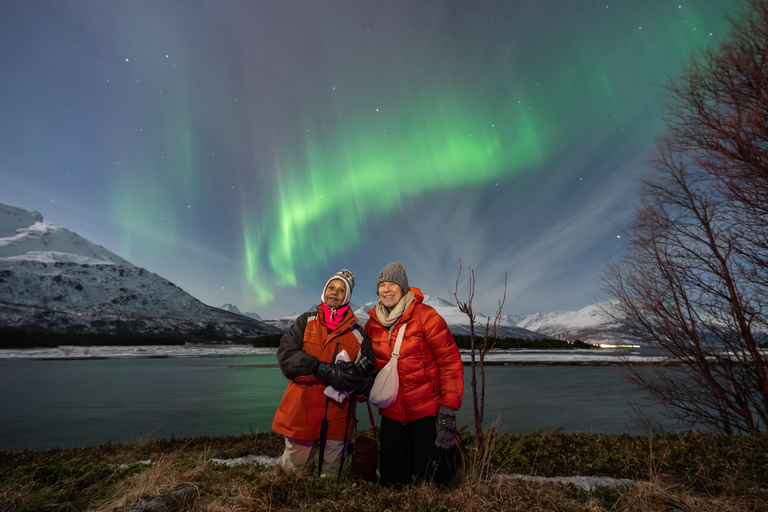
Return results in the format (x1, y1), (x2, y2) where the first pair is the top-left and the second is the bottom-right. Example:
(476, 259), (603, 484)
(365, 262), (464, 486)
(272, 269), (375, 476)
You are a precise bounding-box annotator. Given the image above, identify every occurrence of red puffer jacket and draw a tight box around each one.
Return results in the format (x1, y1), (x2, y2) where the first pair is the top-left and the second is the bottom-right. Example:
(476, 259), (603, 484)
(365, 288), (463, 423)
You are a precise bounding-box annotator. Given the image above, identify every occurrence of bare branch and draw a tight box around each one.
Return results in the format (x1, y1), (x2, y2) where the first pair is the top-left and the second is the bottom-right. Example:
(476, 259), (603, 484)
(455, 261), (508, 458)
(602, 0), (768, 433)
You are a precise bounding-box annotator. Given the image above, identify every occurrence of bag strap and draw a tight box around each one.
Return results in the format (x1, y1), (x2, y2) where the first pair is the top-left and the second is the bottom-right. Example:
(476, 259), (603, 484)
(391, 321), (407, 360)
(365, 400), (377, 430)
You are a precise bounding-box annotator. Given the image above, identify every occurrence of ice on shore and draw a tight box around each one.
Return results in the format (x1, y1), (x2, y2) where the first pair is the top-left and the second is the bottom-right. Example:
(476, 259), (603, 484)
(0, 345), (667, 363)
(0, 345), (277, 359)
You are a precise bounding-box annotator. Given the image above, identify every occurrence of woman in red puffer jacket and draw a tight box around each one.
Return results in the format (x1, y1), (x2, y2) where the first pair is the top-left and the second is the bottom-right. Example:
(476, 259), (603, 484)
(365, 262), (463, 486)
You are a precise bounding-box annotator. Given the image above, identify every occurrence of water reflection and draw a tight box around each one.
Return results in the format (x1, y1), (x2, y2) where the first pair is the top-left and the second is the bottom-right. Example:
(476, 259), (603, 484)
(0, 354), (669, 451)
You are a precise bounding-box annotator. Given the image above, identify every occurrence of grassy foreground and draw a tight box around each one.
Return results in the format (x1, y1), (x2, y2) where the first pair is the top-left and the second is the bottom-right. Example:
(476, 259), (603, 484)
(1, 429), (767, 512)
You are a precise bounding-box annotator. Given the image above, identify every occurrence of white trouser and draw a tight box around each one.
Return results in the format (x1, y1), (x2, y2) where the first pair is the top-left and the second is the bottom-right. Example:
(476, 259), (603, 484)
(281, 436), (348, 477)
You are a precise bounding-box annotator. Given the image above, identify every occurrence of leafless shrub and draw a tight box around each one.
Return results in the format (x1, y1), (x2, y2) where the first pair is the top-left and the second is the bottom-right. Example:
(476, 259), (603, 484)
(603, 0), (768, 434)
(455, 259), (507, 459)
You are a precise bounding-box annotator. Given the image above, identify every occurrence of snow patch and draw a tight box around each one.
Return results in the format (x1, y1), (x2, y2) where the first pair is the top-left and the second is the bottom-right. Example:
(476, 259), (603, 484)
(211, 455), (281, 467)
(500, 473), (646, 491)
(205, 453), (650, 490)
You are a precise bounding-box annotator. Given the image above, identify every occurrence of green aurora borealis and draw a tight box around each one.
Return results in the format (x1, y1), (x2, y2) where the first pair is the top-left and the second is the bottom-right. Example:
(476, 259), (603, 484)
(243, 90), (548, 302)
(0, 0), (745, 316)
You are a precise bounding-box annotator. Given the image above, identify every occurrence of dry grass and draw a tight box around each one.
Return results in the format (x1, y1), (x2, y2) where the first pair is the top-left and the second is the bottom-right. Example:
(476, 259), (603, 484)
(1, 431), (766, 512)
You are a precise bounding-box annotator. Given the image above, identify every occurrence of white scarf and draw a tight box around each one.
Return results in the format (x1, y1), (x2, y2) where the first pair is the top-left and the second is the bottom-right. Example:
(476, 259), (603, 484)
(375, 291), (415, 330)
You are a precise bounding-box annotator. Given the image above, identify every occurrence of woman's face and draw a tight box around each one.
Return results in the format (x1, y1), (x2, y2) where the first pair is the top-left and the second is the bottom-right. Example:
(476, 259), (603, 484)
(378, 281), (404, 309)
(324, 279), (347, 308)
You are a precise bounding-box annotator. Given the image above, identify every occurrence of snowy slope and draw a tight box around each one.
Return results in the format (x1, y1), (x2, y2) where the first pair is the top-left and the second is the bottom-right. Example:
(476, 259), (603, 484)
(1, 201), (635, 344)
(225, 292), (639, 344)
(221, 303), (263, 321)
(0, 203), (131, 266)
(0, 203), (281, 341)
(517, 302), (641, 345)
(245, 294), (550, 340)
(261, 313), (302, 333)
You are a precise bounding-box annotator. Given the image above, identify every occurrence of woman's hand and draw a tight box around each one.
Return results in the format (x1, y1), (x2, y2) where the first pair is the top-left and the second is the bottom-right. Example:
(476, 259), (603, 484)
(314, 362), (354, 391)
(338, 360), (375, 396)
(435, 405), (457, 449)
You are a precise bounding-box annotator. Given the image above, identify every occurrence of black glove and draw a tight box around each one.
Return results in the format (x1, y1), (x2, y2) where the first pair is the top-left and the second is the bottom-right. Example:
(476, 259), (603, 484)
(435, 405), (457, 449)
(314, 361), (353, 392)
(338, 360), (375, 396)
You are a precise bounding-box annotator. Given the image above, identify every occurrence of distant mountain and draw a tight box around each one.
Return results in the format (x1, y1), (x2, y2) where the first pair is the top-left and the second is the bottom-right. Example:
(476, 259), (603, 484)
(0, 203), (281, 342)
(261, 313), (301, 333)
(1, 201), (640, 345)
(517, 302), (642, 345)
(250, 297), (642, 345)
(221, 303), (262, 321)
(229, 294), (551, 340)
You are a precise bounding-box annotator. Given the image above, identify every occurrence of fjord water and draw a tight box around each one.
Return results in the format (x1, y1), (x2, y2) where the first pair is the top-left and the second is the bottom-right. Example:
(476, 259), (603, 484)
(0, 355), (663, 451)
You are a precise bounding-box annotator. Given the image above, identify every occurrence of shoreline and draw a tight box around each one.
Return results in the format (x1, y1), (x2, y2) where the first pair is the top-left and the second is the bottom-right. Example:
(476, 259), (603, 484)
(476, 360), (675, 366)
(225, 360), (675, 368)
(0, 345), (671, 365)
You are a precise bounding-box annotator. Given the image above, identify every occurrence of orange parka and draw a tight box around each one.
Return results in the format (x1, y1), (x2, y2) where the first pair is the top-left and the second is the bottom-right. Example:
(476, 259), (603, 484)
(365, 288), (463, 423)
(272, 305), (372, 441)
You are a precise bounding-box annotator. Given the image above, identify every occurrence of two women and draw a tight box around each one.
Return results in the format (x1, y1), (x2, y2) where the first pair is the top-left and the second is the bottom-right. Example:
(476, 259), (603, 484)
(272, 263), (464, 485)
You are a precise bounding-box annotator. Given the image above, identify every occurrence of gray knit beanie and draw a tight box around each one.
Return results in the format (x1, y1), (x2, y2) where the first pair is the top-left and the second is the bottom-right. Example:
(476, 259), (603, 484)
(376, 262), (409, 293)
(321, 269), (355, 307)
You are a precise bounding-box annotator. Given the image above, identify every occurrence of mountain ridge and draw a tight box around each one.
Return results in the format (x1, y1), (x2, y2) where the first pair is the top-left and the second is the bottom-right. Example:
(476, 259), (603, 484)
(1, 202), (637, 345)
(0, 203), (281, 342)
(239, 297), (641, 345)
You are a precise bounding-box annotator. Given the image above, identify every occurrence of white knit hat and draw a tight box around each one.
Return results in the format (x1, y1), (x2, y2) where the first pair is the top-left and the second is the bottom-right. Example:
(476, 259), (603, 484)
(321, 269), (355, 307)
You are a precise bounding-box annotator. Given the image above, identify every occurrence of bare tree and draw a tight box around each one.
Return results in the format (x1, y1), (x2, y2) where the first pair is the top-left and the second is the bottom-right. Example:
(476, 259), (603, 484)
(455, 259), (507, 458)
(603, 0), (768, 434)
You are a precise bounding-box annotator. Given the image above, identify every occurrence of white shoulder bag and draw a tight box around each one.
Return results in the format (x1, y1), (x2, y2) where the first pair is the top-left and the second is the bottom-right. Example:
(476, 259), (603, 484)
(369, 322), (407, 409)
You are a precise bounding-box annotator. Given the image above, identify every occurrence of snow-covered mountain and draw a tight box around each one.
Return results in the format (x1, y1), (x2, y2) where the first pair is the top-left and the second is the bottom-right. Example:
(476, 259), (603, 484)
(0, 202), (638, 345)
(0, 203), (281, 342)
(235, 294), (551, 340)
(237, 297), (641, 345)
(517, 302), (641, 345)
(221, 303), (262, 321)
(363, 295), (549, 339)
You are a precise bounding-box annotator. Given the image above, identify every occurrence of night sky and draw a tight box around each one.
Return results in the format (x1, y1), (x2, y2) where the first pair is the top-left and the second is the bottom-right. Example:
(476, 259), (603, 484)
(0, 1), (743, 318)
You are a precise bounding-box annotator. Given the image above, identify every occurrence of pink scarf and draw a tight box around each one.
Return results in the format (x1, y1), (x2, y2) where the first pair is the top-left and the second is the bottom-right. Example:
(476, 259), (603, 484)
(323, 303), (349, 332)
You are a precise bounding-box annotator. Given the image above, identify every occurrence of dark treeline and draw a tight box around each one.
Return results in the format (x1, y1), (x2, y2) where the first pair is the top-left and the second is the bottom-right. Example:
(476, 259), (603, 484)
(452, 335), (595, 350)
(253, 333), (284, 348)
(0, 328), (185, 349)
(252, 333), (596, 350)
(0, 329), (598, 351)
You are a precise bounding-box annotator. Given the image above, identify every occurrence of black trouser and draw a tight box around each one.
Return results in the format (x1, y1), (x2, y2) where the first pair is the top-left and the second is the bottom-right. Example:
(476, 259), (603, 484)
(379, 415), (453, 486)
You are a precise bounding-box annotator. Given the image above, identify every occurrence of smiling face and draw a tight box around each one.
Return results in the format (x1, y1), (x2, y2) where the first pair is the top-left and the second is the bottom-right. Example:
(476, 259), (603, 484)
(378, 281), (404, 309)
(323, 278), (347, 308)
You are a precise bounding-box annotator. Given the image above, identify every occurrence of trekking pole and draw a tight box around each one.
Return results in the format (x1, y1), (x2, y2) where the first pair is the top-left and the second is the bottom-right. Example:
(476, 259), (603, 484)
(317, 397), (330, 477)
(318, 341), (340, 477)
